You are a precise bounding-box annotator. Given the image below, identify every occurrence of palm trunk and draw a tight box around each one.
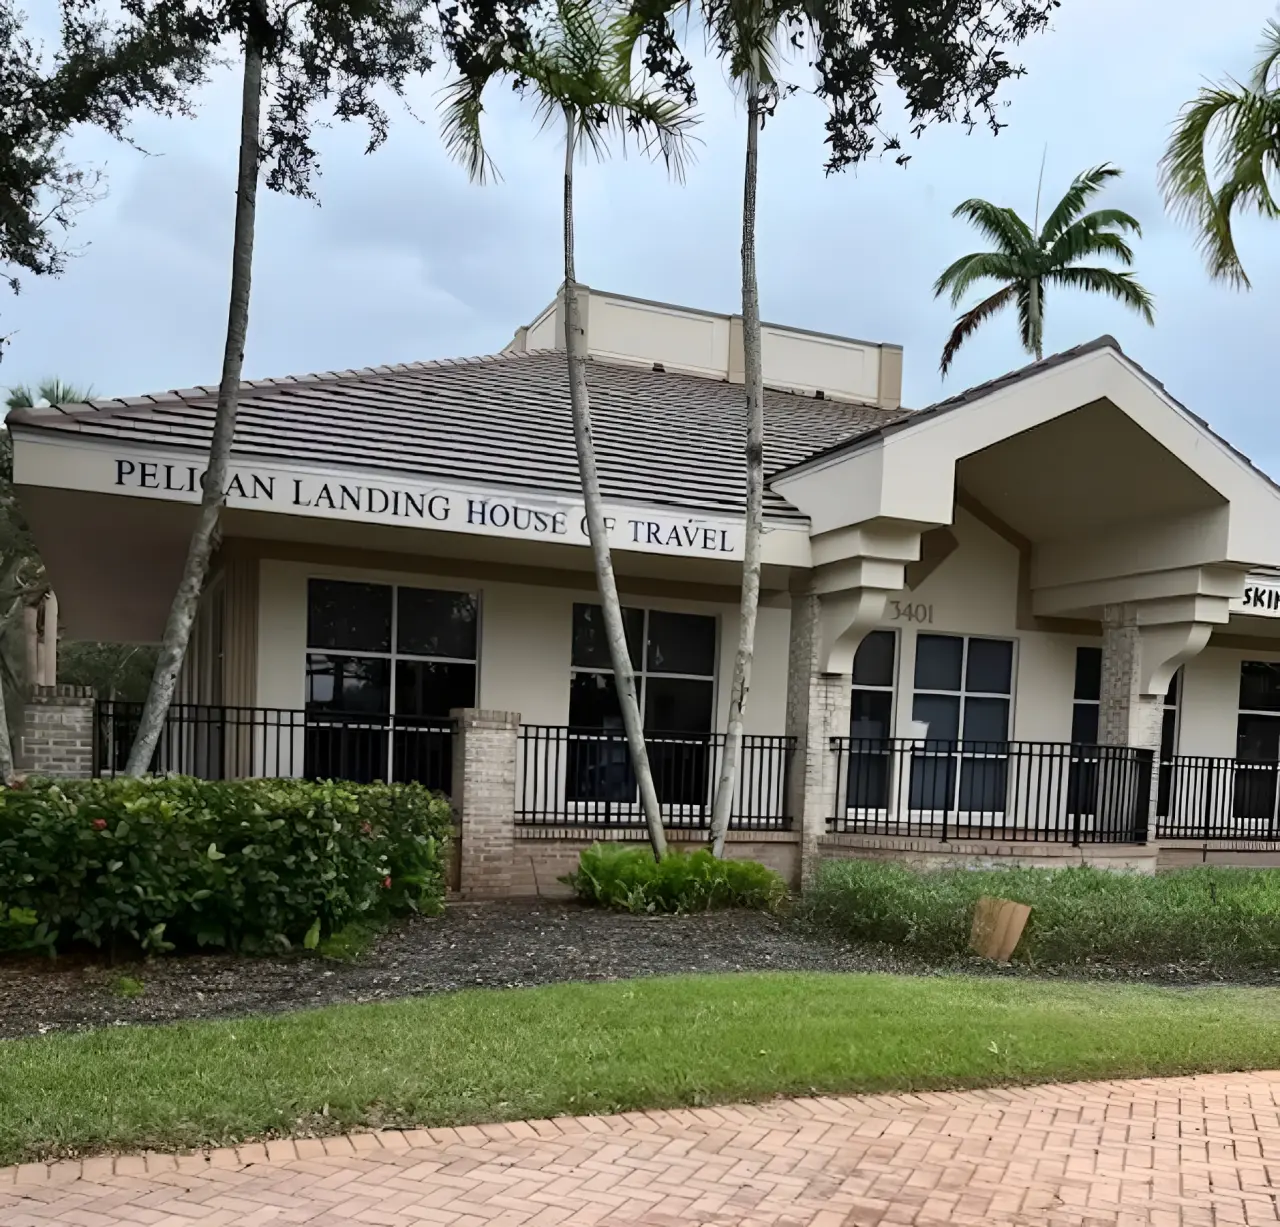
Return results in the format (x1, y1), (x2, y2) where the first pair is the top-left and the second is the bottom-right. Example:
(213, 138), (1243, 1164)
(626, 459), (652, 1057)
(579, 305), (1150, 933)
(710, 92), (764, 860)
(125, 32), (263, 776)
(561, 107), (667, 859)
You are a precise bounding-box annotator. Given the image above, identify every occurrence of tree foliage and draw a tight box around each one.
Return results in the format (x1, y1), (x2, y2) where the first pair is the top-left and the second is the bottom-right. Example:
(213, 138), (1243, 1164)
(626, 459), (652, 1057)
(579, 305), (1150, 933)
(934, 163), (1154, 374)
(1160, 20), (1280, 289)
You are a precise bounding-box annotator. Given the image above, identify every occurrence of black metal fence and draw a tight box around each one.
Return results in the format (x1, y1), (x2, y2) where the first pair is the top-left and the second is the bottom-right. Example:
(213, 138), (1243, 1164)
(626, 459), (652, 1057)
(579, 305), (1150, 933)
(94, 701), (454, 793)
(1155, 755), (1280, 840)
(828, 737), (1154, 844)
(516, 726), (795, 829)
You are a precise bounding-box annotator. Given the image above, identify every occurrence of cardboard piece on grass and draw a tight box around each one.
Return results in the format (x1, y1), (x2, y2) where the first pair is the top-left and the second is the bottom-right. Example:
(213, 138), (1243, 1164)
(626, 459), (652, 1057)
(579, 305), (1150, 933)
(970, 896), (1031, 963)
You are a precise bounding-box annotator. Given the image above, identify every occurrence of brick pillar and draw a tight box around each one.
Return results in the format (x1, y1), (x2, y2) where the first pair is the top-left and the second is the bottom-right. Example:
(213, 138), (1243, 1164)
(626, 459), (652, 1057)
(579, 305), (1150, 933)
(450, 708), (519, 899)
(785, 594), (852, 887)
(20, 685), (96, 779)
(1098, 606), (1162, 839)
(1099, 605), (1163, 752)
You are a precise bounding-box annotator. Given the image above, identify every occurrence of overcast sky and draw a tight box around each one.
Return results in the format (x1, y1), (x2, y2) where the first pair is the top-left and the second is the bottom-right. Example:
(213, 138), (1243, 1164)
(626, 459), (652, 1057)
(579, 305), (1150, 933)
(6, 0), (1279, 471)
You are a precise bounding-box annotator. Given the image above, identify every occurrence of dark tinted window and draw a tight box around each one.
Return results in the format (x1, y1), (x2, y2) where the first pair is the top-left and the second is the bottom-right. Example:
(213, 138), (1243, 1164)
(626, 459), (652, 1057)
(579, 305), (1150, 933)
(1073, 647), (1102, 702)
(966, 639), (1013, 695)
(395, 660), (476, 720)
(569, 670), (623, 729)
(305, 654), (390, 713)
(397, 589), (478, 659)
(852, 631), (896, 688)
(644, 677), (714, 733)
(307, 580), (391, 653)
(1071, 703), (1100, 745)
(915, 635), (963, 691)
(850, 690), (892, 740)
(571, 604), (643, 670)
(963, 696), (1010, 742)
(1240, 661), (1280, 712)
(646, 611), (716, 676)
(1238, 712), (1280, 761)
(912, 692), (960, 741)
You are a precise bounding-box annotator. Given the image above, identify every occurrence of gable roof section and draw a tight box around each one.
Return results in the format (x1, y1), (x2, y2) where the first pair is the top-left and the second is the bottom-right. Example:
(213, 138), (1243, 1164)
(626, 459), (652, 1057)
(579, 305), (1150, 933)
(9, 349), (907, 522)
(772, 335), (1280, 499)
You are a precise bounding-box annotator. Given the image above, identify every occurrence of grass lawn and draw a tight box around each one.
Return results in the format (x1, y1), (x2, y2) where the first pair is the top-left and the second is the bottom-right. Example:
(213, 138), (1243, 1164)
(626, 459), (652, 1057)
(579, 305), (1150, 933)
(4, 970), (1280, 1165)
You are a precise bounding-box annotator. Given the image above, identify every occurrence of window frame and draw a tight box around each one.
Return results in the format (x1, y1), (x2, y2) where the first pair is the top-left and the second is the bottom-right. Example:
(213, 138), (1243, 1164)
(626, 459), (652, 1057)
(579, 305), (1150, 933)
(849, 628), (899, 740)
(568, 603), (719, 733)
(304, 576), (482, 720)
(910, 632), (1017, 744)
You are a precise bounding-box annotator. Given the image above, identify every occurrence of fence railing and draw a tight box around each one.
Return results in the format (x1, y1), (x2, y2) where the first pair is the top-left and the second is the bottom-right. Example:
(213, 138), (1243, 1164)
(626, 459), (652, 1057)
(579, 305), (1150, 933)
(516, 726), (795, 829)
(94, 701), (454, 793)
(1155, 754), (1280, 840)
(828, 737), (1153, 844)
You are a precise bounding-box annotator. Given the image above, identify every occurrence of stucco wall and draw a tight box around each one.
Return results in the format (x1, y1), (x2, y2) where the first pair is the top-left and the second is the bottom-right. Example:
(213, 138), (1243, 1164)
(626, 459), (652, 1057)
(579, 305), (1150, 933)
(254, 555), (790, 734)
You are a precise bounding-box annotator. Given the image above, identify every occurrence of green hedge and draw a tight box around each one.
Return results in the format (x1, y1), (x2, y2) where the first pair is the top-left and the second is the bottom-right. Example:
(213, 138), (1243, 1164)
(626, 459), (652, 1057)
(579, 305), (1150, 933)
(0, 777), (451, 955)
(803, 860), (1280, 968)
(566, 844), (788, 913)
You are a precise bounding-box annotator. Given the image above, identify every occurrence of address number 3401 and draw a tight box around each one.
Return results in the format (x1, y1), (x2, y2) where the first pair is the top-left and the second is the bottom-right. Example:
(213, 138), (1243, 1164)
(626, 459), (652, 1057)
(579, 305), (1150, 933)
(889, 600), (934, 624)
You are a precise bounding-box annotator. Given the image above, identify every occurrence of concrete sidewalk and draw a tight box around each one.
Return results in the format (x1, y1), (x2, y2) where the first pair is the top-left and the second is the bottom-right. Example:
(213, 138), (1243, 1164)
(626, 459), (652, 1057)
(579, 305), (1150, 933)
(3, 1072), (1279, 1225)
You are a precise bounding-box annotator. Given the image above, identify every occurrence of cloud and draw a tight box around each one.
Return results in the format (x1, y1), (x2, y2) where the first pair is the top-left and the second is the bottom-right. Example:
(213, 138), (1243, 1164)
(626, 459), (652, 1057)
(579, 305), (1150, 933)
(4, 0), (1277, 479)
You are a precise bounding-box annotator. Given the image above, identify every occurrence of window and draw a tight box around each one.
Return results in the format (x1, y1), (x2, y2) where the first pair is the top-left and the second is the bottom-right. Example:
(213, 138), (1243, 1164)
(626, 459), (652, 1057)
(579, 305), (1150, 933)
(567, 603), (716, 806)
(304, 578), (475, 785)
(847, 631), (897, 810)
(910, 634), (1014, 814)
(1234, 661), (1280, 823)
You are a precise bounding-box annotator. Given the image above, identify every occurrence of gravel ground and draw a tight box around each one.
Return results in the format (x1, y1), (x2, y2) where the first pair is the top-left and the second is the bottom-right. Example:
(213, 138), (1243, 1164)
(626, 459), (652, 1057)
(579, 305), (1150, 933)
(0, 900), (1270, 1041)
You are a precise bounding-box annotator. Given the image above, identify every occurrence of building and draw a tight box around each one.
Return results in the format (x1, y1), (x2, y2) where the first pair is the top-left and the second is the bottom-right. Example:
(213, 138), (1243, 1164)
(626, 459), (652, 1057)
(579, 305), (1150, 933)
(11, 286), (1280, 892)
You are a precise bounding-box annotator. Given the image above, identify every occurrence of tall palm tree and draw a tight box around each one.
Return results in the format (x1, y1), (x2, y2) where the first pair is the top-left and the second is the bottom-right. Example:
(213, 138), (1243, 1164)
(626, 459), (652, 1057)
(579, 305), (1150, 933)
(1160, 21), (1280, 289)
(616, 0), (788, 859)
(441, 0), (696, 860)
(934, 164), (1155, 376)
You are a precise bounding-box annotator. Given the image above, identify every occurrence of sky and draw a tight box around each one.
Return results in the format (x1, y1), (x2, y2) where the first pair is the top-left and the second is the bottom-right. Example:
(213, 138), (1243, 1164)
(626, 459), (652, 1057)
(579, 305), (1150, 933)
(5, 0), (1279, 471)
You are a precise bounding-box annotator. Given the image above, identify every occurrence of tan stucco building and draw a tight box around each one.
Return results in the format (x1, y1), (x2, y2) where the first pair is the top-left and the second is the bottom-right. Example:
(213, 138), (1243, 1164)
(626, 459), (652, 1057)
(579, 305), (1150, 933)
(13, 287), (1280, 890)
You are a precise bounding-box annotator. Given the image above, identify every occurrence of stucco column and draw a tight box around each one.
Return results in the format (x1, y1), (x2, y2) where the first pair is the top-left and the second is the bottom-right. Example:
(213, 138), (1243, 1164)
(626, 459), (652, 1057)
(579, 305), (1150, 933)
(451, 708), (519, 899)
(786, 593), (853, 887)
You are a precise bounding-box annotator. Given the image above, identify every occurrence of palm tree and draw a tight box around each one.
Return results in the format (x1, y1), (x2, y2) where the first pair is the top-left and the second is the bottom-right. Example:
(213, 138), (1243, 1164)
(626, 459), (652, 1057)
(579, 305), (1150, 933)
(1160, 21), (1280, 289)
(441, 0), (696, 860)
(934, 164), (1155, 376)
(704, 2), (780, 859)
(5, 378), (93, 410)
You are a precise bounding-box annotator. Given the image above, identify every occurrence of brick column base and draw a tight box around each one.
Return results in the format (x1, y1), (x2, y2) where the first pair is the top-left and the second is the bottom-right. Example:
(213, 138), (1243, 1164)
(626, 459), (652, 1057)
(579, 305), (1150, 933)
(785, 595), (852, 888)
(450, 708), (519, 899)
(20, 685), (96, 779)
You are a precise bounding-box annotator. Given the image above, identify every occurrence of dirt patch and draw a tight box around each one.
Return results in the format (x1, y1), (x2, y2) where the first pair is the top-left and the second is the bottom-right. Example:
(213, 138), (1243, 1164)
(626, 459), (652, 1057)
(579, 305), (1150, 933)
(0, 900), (1266, 1040)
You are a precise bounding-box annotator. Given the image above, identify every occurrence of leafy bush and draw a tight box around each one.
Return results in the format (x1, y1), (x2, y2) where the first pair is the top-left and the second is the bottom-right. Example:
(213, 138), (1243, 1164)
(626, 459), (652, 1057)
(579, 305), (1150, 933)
(0, 777), (451, 955)
(566, 844), (787, 914)
(803, 860), (1280, 969)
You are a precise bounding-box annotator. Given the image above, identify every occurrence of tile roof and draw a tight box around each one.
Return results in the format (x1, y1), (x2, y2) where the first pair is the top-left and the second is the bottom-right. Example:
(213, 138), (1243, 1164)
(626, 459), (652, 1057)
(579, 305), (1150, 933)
(9, 349), (908, 521)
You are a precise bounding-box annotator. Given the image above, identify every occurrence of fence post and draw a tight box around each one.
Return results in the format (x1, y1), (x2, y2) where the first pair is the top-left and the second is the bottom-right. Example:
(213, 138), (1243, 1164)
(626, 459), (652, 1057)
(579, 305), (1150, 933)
(19, 685), (97, 779)
(450, 708), (519, 899)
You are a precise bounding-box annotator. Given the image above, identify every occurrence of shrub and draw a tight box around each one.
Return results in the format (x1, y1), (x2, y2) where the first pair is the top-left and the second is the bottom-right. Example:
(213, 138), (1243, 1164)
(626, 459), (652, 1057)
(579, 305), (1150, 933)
(566, 844), (788, 914)
(803, 860), (1280, 969)
(0, 777), (451, 956)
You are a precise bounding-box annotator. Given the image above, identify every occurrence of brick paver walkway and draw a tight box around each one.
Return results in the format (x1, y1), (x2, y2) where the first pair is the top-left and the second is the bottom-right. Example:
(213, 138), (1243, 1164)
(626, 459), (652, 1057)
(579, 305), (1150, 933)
(4, 1073), (1280, 1226)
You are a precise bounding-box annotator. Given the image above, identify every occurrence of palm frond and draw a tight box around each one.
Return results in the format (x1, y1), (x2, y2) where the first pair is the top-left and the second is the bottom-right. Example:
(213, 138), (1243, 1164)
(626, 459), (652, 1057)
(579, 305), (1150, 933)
(1250, 19), (1280, 91)
(1045, 220), (1139, 269)
(1037, 164), (1123, 244)
(939, 284), (1017, 377)
(932, 251), (1027, 308)
(438, 66), (504, 184)
(1045, 266), (1156, 325)
(1014, 280), (1042, 357)
(709, 0), (784, 94)
(1161, 57), (1280, 287)
(950, 198), (1036, 258)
